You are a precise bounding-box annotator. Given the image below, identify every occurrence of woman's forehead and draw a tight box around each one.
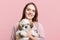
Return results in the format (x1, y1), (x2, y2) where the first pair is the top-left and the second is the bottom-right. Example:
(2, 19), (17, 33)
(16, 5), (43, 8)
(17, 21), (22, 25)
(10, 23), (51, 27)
(27, 4), (35, 10)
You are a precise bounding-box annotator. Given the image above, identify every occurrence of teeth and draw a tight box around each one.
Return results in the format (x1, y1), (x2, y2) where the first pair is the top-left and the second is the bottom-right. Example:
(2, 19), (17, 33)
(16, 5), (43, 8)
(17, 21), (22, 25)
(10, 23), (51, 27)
(29, 15), (32, 16)
(28, 14), (32, 16)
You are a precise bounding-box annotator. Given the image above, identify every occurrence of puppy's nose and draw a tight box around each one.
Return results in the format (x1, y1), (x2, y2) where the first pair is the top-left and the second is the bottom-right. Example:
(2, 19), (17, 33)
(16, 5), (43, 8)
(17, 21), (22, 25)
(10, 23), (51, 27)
(25, 26), (27, 28)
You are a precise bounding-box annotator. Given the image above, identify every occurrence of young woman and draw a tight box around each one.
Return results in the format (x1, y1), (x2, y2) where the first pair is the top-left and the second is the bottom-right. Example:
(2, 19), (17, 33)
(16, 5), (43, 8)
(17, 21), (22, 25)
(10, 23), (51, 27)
(11, 2), (45, 40)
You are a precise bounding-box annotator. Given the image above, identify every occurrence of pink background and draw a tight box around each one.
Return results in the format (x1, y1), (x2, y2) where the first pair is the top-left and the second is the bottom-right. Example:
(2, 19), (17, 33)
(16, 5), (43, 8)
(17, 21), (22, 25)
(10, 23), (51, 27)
(0, 0), (60, 40)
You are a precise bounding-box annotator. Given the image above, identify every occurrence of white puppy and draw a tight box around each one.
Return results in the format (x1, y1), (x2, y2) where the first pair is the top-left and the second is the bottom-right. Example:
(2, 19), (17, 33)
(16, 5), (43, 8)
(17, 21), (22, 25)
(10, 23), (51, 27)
(16, 19), (38, 40)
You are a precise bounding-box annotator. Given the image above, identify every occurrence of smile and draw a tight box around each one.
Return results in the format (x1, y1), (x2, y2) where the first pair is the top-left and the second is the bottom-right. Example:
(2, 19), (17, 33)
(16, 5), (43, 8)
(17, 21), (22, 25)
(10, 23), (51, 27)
(28, 13), (33, 17)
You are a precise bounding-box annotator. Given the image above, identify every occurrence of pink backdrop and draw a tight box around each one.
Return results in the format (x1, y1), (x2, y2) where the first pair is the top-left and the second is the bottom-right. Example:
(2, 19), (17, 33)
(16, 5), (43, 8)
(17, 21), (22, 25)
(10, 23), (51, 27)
(0, 0), (60, 40)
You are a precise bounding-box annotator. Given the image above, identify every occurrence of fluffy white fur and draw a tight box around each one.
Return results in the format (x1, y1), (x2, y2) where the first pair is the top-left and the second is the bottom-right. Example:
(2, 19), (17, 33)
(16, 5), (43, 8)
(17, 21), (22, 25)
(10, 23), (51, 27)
(16, 19), (38, 40)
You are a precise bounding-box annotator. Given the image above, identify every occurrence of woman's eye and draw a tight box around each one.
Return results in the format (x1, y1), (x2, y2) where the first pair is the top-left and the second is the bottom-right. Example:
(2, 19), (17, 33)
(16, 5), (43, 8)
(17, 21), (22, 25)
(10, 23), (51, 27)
(33, 10), (35, 12)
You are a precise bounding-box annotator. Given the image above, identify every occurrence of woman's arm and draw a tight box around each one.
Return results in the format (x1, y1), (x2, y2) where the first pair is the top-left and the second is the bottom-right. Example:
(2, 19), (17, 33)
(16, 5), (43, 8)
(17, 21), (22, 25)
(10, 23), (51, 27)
(28, 22), (45, 40)
(11, 27), (16, 40)
(11, 22), (19, 40)
(37, 23), (45, 40)
(26, 31), (36, 40)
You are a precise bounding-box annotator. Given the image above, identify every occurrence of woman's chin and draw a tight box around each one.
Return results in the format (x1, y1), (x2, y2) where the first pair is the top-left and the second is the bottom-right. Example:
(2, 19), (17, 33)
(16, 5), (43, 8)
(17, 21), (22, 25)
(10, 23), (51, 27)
(27, 17), (32, 20)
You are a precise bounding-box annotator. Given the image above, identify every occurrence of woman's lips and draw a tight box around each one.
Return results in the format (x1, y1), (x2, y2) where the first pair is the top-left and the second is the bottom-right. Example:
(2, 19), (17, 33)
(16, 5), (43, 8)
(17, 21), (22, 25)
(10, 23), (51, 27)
(28, 13), (33, 17)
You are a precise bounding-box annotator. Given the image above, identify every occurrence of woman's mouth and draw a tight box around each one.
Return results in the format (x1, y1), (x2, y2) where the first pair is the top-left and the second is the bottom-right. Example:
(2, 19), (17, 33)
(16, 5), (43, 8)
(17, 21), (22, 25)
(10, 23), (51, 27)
(28, 13), (33, 17)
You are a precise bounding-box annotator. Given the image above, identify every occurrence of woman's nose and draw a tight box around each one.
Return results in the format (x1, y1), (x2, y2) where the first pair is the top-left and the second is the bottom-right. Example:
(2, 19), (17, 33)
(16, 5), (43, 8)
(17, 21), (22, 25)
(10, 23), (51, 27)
(29, 10), (33, 13)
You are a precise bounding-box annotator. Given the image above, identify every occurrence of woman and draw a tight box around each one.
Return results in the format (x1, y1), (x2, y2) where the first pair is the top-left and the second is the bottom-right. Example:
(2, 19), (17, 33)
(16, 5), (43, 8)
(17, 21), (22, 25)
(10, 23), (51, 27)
(11, 2), (45, 40)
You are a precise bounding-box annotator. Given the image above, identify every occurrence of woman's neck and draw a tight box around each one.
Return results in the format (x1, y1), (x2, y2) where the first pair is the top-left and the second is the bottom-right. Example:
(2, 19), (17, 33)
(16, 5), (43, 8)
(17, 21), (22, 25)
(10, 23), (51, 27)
(28, 19), (32, 22)
(25, 18), (32, 22)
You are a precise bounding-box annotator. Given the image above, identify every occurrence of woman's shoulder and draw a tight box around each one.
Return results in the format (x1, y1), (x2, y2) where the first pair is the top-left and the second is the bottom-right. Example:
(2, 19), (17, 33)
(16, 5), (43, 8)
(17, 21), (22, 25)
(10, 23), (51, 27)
(13, 21), (20, 30)
(14, 22), (19, 26)
(34, 22), (44, 30)
(34, 22), (45, 37)
(34, 22), (43, 26)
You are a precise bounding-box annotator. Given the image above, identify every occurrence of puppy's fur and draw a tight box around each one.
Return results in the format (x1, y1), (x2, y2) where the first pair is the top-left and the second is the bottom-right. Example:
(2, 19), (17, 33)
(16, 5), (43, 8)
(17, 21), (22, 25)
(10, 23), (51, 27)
(16, 19), (37, 40)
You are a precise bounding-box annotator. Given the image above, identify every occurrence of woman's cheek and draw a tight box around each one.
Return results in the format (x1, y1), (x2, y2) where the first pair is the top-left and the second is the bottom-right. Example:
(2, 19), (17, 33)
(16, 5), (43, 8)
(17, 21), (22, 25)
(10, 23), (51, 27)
(25, 11), (28, 16)
(25, 11), (35, 19)
(26, 11), (29, 16)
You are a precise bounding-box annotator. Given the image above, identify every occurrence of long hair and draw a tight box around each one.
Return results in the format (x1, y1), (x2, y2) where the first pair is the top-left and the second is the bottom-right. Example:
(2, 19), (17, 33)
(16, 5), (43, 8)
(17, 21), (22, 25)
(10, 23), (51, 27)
(15, 2), (38, 40)
(19, 2), (38, 22)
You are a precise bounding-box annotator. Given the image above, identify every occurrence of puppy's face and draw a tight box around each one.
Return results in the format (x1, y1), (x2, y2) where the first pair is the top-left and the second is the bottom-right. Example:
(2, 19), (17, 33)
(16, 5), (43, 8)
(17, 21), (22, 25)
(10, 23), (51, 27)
(19, 19), (33, 30)
(22, 23), (30, 31)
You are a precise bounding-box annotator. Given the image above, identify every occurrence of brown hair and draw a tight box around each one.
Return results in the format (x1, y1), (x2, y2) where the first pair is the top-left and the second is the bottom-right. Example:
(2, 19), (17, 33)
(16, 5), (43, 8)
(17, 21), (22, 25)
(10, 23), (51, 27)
(19, 2), (38, 22)
(15, 2), (38, 40)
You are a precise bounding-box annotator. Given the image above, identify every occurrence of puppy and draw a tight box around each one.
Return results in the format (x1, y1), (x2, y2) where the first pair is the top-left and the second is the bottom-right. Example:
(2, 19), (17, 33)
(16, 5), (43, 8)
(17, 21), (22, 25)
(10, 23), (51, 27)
(16, 19), (38, 40)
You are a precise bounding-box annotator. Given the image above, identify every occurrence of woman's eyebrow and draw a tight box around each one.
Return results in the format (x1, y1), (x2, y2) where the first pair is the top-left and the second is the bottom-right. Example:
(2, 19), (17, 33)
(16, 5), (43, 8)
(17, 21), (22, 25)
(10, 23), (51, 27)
(27, 7), (31, 10)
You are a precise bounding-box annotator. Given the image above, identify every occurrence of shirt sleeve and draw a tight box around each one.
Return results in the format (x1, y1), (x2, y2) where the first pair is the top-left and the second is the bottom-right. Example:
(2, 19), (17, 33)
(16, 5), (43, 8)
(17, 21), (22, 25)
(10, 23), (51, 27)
(11, 22), (19, 40)
(35, 22), (45, 40)
(11, 26), (16, 40)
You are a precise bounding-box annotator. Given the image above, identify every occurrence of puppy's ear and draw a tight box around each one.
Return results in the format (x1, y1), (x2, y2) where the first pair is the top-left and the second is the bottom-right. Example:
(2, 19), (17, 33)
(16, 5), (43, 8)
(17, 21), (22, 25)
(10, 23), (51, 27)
(30, 22), (33, 28)
(18, 21), (23, 30)
(29, 38), (33, 40)
(16, 33), (23, 40)
(18, 24), (22, 30)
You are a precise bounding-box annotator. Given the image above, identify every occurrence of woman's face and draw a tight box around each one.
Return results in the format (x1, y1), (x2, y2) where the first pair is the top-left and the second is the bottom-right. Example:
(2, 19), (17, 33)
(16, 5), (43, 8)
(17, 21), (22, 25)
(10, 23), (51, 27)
(25, 4), (35, 20)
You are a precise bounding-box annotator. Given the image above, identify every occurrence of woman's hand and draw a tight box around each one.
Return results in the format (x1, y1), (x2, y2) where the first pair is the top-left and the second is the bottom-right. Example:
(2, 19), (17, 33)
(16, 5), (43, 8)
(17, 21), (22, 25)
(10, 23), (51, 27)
(26, 30), (36, 40)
